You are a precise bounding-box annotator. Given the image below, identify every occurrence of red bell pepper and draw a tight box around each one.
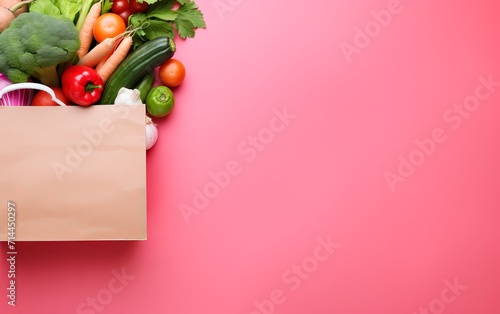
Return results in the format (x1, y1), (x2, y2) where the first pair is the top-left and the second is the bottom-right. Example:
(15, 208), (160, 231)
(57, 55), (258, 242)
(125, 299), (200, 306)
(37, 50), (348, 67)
(61, 66), (104, 106)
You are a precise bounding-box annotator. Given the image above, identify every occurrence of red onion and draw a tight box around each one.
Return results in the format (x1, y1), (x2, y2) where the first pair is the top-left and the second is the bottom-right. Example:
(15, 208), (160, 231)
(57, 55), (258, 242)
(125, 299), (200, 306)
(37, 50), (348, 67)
(0, 73), (34, 106)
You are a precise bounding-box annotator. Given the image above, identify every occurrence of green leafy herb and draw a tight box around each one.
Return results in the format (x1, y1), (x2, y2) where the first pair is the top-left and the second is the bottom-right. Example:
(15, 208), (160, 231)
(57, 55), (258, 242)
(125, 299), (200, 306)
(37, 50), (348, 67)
(174, 1), (206, 39)
(57, 0), (82, 21)
(136, 0), (161, 4)
(101, 0), (113, 14)
(29, 0), (62, 17)
(145, 19), (175, 40)
(130, 0), (206, 49)
(147, 1), (177, 20)
(29, 0), (98, 31)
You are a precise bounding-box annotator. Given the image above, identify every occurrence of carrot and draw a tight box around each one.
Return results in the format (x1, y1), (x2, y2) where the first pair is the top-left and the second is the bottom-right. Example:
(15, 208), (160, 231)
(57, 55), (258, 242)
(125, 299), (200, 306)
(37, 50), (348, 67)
(97, 36), (133, 83)
(77, 38), (115, 67)
(95, 56), (108, 72)
(95, 50), (112, 72)
(94, 36), (123, 71)
(77, 2), (102, 60)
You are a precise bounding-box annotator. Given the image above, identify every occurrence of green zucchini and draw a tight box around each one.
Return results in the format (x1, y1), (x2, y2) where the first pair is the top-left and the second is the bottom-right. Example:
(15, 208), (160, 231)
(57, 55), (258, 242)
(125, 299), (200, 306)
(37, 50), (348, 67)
(100, 37), (175, 104)
(135, 72), (155, 103)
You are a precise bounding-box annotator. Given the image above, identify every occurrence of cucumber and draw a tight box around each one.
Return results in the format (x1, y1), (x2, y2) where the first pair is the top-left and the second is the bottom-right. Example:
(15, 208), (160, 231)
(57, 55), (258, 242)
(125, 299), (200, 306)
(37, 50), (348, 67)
(135, 73), (155, 103)
(100, 37), (175, 104)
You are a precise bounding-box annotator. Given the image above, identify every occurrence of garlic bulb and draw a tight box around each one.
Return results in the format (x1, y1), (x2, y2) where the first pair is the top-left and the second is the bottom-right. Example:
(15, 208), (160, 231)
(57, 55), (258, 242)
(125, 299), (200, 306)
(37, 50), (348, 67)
(114, 88), (142, 105)
(146, 116), (158, 150)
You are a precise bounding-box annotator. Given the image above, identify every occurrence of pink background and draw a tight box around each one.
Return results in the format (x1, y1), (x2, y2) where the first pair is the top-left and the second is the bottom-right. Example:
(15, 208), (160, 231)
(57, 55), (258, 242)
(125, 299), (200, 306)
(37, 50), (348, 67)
(2, 0), (500, 313)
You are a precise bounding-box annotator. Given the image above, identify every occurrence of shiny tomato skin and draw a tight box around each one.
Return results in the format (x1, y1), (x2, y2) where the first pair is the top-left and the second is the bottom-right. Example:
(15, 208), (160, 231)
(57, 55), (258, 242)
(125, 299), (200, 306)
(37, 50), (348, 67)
(117, 10), (132, 25)
(130, 0), (149, 13)
(159, 59), (186, 87)
(93, 13), (127, 43)
(31, 87), (71, 106)
(111, 0), (130, 14)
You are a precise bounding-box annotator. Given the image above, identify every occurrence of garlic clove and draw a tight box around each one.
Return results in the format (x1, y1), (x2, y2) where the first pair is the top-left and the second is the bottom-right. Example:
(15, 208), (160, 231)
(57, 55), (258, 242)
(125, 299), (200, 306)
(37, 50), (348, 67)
(145, 116), (159, 150)
(114, 87), (143, 105)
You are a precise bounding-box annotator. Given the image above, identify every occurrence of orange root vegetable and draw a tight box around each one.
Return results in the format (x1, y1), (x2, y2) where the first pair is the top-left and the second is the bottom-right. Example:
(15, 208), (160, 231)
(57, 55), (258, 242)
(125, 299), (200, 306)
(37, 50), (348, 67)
(95, 36), (123, 71)
(0, 0), (33, 32)
(95, 56), (108, 72)
(78, 37), (115, 68)
(97, 36), (132, 83)
(76, 1), (102, 59)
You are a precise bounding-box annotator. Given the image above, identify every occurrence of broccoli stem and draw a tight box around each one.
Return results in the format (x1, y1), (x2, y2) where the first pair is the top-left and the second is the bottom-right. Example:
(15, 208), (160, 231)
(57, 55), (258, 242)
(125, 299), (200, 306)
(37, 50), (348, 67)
(75, 0), (97, 32)
(33, 66), (60, 87)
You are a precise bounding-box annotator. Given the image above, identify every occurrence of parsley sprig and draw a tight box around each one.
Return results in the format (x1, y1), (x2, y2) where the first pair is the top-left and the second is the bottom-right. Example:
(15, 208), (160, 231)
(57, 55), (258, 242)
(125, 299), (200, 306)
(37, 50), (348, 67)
(130, 0), (206, 49)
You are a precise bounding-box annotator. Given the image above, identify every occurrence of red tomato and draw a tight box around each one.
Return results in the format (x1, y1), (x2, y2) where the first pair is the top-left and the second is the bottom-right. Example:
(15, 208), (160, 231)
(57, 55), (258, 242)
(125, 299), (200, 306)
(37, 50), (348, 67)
(93, 13), (126, 43)
(31, 87), (70, 106)
(117, 10), (132, 25)
(130, 0), (149, 13)
(159, 59), (186, 87)
(111, 0), (130, 14)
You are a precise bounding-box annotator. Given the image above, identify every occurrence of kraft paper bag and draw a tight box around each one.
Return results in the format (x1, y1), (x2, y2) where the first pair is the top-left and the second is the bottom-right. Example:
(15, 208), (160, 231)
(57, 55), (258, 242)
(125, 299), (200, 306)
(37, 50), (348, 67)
(0, 105), (147, 241)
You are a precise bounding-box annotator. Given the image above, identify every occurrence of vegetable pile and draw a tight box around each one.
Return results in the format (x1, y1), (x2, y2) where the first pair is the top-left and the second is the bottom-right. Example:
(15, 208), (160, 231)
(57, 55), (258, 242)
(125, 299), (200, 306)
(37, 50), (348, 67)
(0, 0), (205, 150)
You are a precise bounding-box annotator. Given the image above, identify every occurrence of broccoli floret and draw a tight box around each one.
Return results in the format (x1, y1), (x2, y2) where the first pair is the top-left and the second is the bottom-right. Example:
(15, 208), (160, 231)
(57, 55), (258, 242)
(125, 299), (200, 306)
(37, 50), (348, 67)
(0, 12), (80, 86)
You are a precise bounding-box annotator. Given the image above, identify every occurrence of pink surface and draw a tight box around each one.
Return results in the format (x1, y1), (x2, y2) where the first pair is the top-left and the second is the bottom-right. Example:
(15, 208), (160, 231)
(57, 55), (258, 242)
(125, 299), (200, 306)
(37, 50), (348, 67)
(2, 0), (500, 313)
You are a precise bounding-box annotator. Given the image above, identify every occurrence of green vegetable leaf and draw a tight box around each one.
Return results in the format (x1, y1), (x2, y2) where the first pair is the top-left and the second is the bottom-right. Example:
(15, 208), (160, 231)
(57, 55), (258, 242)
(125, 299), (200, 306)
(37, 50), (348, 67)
(130, 12), (148, 26)
(129, 0), (206, 48)
(148, 0), (178, 21)
(148, 0), (175, 13)
(101, 0), (113, 13)
(55, 0), (82, 21)
(174, 1), (206, 39)
(148, 10), (178, 21)
(29, 0), (62, 18)
(138, 0), (160, 4)
(130, 13), (149, 49)
(131, 15), (175, 48)
(144, 19), (175, 41)
(130, 13), (148, 38)
(176, 2), (206, 28)
(29, 0), (97, 26)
